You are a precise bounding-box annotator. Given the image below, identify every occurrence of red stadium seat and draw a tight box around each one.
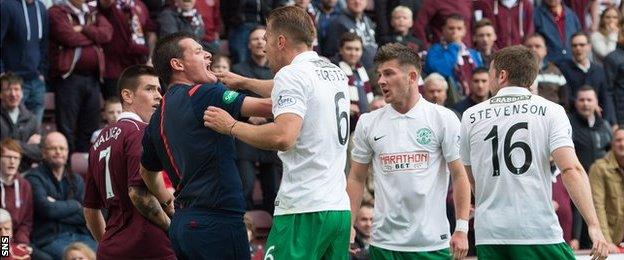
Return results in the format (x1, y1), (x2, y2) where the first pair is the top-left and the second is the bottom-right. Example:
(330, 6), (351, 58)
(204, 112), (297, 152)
(246, 210), (272, 240)
(70, 152), (89, 180)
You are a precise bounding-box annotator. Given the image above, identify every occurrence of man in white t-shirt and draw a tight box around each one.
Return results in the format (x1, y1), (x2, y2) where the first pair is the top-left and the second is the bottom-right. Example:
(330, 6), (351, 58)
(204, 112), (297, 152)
(459, 45), (609, 259)
(203, 6), (351, 259)
(346, 43), (471, 259)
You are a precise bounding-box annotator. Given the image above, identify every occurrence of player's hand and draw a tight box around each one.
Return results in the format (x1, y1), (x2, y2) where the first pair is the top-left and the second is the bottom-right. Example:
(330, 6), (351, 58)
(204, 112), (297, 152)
(203, 106), (236, 135)
(27, 134), (41, 144)
(215, 71), (246, 90)
(449, 231), (468, 259)
(608, 243), (620, 253)
(588, 225), (609, 260)
(569, 239), (580, 250)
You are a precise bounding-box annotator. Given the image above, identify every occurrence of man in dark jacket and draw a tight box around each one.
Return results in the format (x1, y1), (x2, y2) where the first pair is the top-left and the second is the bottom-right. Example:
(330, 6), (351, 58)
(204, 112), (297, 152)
(567, 86), (612, 250)
(0, 73), (42, 172)
(604, 20), (624, 128)
(49, 0), (113, 153)
(559, 32), (616, 125)
(0, 0), (49, 124)
(533, 0), (582, 64)
(25, 132), (95, 260)
(157, 0), (205, 39)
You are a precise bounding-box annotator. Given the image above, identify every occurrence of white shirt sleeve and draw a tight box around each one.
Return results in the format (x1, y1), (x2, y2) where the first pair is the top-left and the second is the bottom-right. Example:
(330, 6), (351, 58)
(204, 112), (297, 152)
(441, 109), (461, 162)
(272, 68), (308, 119)
(351, 114), (373, 164)
(459, 110), (472, 166)
(549, 105), (574, 154)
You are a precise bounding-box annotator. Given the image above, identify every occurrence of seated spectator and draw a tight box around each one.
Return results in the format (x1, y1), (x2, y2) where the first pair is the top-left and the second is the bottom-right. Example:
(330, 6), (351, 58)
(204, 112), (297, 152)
(589, 128), (624, 253)
(472, 19), (497, 68)
(0, 73), (42, 172)
(157, 0), (205, 39)
(90, 97), (122, 144)
(525, 33), (568, 106)
(379, 6), (423, 52)
(473, 0), (534, 49)
(0, 139), (33, 247)
(211, 54), (232, 74)
(25, 132), (96, 260)
(453, 68), (490, 116)
(604, 18), (624, 127)
(48, 0), (113, 154)
(568, 86), (613, 250)
(351, 203), (373, 260)
(558, 32), (616, 124)
(195, 0), (221, 54)
(0, 208), (32, 260)
(590, 7), (620, 64)
(243, 213), (264, 260)
(424, 14), (483, 97)
(412, 0), (472, 49)
(422, 73), (448, 106)
(315, 0), (342, 56)
(534, 0), (582, 64)
(63, 242), (96, 260)
(232, 26), (280, 213)
(333, 33), (373, 132)
(324, 0), (377, 69)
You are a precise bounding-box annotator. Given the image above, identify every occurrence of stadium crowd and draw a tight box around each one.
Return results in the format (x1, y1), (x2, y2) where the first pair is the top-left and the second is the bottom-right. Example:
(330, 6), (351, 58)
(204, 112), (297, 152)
(1, 0), (624, 259)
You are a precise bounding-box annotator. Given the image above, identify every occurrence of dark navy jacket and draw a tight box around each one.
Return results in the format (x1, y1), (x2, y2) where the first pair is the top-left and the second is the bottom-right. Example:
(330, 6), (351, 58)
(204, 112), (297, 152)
(534, 4), (581, 64)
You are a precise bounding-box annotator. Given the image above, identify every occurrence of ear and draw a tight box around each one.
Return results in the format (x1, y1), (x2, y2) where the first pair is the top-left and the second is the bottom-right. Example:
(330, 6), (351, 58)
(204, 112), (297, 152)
(121, 89), (134, 105)
(170, 58), (184, 72)
(408, 69), (419, 85)
(277, 35), (287, 50)
(498, 69), (508, 84)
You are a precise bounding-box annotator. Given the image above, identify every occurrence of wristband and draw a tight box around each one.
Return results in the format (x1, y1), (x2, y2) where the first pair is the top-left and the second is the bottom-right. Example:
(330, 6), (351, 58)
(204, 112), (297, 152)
(229, 121), (238, 136)
(455, 219), (469, 233)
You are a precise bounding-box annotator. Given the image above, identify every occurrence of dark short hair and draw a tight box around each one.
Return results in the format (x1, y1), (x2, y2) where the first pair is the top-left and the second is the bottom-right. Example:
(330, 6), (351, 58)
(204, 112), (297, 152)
(491, 45), (539, 88)
(374, 43), (421, 71)
(474, 18), (493, 31)
(117, 65), (158, 100)
(523, 33), (546, 45)
(570, 31), (589, 42)
(103, 96), (121, 108)
(577, 85), (597, 94)
(267, 6), (316, 47)
(249, 25), (267, 37)
(472, 67), (489, 76)
(339, 32), (363, 48)
(153, 32), (197, 85)
(360, 202), (374, 209)
(0, 72), (23, 90)
(445, 13), (465, 26)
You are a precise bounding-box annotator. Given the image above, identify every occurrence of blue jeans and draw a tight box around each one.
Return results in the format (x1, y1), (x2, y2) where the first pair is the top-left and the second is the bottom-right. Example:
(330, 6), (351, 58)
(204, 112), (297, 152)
(21, 77), (46, 124)
(227, 22), (256, 64)
(39, 232), (97, 260)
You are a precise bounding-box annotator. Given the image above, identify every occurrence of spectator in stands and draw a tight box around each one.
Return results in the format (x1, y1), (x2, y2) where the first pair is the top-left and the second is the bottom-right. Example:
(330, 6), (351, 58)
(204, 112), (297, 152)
(472, 19), (497, 68)
(90, 97), (122, 144)
(351, 203), (373, 260)
(424, 14), (483, 98)
(525, 33), (568, 106)
(49, 0), (113, 153)
(568, 86), (613, 250)
(211, 54), (231, 74)
(0, 0), (48, 124)
(558, 32), (616, 124)
(453, 68), (490, 115)
(375, 0), (422, 49)
(195, 0), (221, 54)
(379, 6), (423, 52)
(324, 0), (378, 69)
(158, 0), (204, 39)
(99, 0), (156, 100)
(589, 128), (624, 253)
(0, 208), (32, 260)
(63, 242), (96, 260)
(422, 73), (448, 106)
(412, 0), (472, 49)
(473, 0), (534, 49)
(589, 0), (621, 32)
(333, 33), (373, 131)
(315, 0), (341, 56)
(0, 73), (42, 172)
(231, 26), (280, 213)
(590, 7), (620, 64)
(1, 139), (33, 248)
(25, 132), (95, 260)
(534, 0), (582, 64)
(221, 0), (287, 64)
(604, 17), (624, 127)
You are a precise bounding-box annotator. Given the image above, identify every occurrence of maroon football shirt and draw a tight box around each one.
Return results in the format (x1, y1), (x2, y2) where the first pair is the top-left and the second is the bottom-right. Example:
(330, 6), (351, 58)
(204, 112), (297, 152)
(84, 113), (175, 259)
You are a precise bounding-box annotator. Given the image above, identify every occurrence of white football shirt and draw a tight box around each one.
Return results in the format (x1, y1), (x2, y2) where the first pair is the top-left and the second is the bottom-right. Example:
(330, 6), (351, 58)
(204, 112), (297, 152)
(271, 51), (351, 215)
(460, 86), (573, 245)
(351, 97), (461, 252)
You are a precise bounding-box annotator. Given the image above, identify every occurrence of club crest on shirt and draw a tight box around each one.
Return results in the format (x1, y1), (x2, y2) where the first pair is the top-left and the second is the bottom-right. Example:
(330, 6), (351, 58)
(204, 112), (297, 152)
(416, 128), (433, 145)
(379, 151), (429, 172)
(222, 90), (239, 104)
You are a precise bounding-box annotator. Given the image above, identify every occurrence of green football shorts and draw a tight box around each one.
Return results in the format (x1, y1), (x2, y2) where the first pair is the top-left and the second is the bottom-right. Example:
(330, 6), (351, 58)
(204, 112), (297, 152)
(476, 243), (575, 260)
(369, 245), (451, 260)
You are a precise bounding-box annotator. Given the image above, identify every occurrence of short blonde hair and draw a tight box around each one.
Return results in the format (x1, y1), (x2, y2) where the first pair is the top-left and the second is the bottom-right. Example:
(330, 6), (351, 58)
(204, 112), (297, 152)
(63, 242), (96, 260)
(392, 6), (412, 18)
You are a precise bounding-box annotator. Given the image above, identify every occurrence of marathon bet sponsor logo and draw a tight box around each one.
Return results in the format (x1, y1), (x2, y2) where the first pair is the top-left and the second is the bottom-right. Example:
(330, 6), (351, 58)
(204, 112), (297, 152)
(489, 95), (531, 104)
(416, 127), (433, 145)
(379, 151), (430, 172)
(277, 95), (296, 108)
(222, 90), (239, 104)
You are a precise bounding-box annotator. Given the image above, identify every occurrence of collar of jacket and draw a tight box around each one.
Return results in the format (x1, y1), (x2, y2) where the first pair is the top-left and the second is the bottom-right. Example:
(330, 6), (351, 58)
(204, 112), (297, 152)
(1, 104), (35, 124)
(602, 151), (622, 171)
(572, 110), (605, 128)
